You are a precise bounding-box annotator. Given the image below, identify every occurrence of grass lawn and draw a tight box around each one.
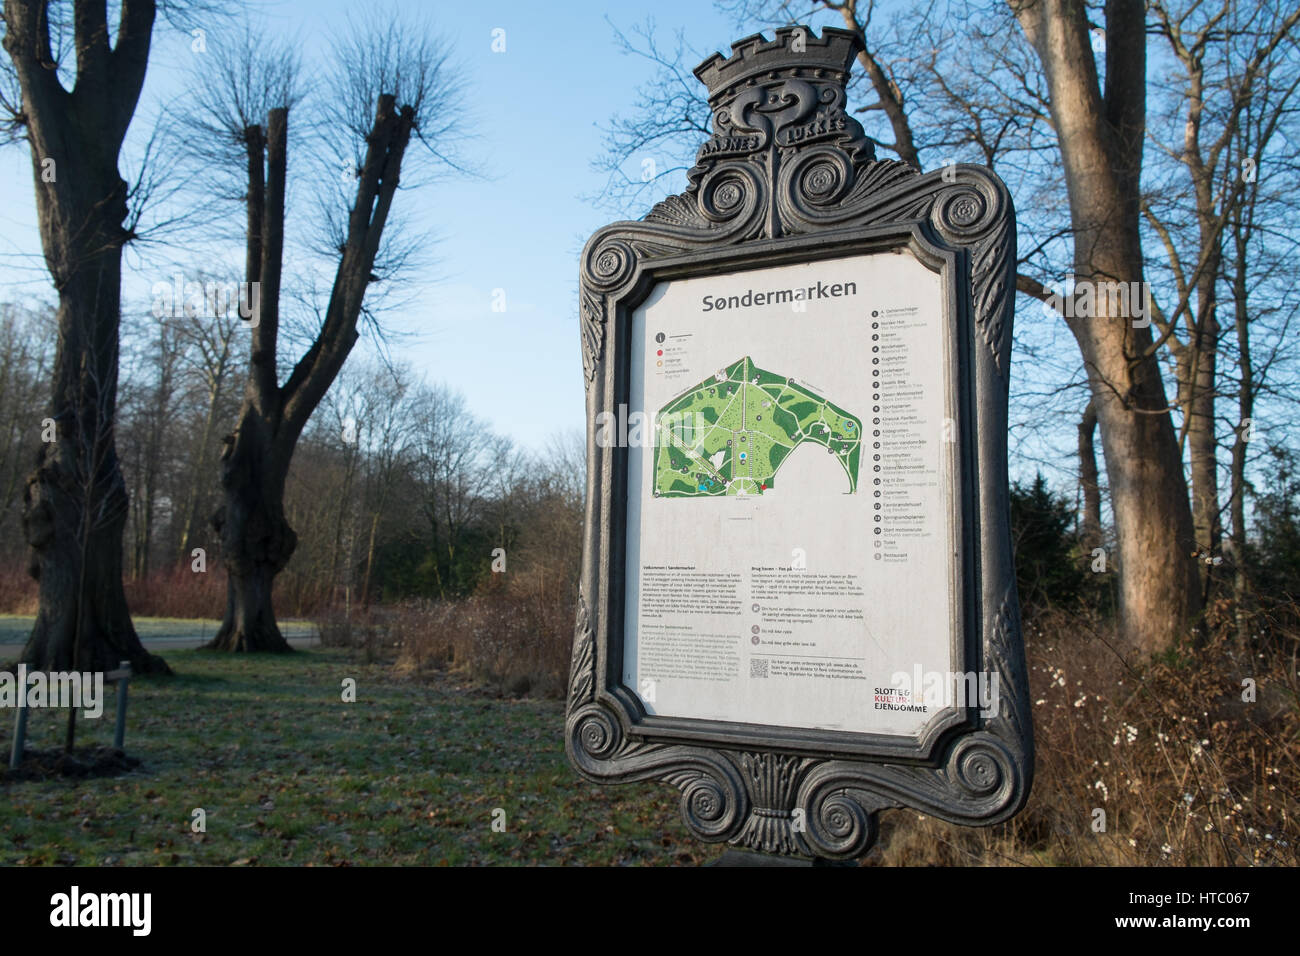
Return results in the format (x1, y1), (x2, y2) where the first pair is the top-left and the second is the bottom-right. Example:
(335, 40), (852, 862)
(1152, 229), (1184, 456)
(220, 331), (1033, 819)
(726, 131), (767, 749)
(0, 649), (720, 866)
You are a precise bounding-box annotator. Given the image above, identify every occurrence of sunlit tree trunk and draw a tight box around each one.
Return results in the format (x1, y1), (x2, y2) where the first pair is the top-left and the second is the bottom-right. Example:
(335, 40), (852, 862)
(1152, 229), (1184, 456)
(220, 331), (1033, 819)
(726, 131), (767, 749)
(1013, 0), (1201, 654)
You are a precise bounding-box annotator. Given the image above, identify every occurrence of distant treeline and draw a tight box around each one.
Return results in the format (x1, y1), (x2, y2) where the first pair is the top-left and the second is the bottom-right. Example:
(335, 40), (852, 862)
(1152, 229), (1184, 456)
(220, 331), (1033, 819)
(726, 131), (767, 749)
(2, 297), (1297, 639)
(0, 302), (583, 616)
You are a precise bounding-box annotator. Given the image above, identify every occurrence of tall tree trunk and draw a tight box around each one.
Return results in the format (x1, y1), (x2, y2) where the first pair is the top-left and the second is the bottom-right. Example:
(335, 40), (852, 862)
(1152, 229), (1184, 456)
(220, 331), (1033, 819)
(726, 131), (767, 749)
(1187, 381), (1220, 566)
(1014, 0), (1201, 655)
(361, 508), (382, 609)
(1083, 330), (1200, 654)
(1077, 399), (1102, 553)
(1185, 270), (1220, 604)
(177, 380), (221, 562)
(21, 257), (165, 673)
(327, 443), (358, 606)
(5, 0), (168, 674)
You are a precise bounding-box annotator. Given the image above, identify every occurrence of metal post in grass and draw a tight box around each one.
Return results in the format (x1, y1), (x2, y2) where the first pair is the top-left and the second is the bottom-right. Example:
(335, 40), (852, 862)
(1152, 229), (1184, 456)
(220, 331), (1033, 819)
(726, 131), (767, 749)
(109, 660), (131, 751)
(9, 703), (28, 770)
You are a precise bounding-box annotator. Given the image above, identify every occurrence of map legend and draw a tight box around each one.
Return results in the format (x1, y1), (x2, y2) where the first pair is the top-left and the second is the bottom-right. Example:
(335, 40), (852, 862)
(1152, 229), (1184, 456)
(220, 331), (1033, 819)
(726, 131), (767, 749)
(870, 306), (943, 565)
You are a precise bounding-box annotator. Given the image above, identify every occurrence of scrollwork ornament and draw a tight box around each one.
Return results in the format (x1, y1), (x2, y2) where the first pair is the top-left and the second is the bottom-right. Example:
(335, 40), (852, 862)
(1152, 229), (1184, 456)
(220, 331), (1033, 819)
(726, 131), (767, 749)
(804, 786), (878, 860)
(802, 159), (843, 201)
(932, 180), (1001, 243)
(660, 757), (750, 843)
(953, 743), (1002, 795)
(680, 773), (738, 839)
(779, 146), (855, 230)
(947, 736), (1017, 807)
(572, 704), (622, 762)
(698, 163), (764, 224)
(566, 587), (594, 712)
(583, 237), (637, 292)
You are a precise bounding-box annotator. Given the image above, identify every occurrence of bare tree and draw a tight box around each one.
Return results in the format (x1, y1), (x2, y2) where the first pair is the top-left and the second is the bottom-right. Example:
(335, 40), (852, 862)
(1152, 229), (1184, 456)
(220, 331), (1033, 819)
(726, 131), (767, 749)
(183, 22), (463, 650)
(0, 0), (171, 672)
(0, 303), (54, 545)
(172, 274), (247, 564)
(1140, 0), (1300, 605)
(414, 383), (493, 599)
(1000, 1), (1201, 653)
(120, 312), (183, 580)
(480, 437), (530, 560)
(353, 362), (417, 608)
(1220, 40), (1300, 640)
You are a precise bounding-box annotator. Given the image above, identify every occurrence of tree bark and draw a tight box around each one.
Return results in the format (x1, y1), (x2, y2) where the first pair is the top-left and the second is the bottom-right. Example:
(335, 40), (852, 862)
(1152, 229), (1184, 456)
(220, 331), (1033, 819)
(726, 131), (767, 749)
(208, 416), (296, 651)
(1183, 257), (1221, 599)
(5, 0), (168, 674)
(20, 259), (166, 673)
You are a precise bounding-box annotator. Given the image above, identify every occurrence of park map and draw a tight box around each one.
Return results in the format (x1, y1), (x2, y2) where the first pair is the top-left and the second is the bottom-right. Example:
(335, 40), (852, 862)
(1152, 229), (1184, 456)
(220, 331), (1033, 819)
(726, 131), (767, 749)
(653, 356), (861, 498)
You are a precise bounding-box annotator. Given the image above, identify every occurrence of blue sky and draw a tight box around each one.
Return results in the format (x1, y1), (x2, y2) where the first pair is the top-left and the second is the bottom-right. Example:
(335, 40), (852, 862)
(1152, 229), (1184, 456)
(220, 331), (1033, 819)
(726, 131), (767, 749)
(0, 0), (758, 452)
(6, 0), (1271, 511)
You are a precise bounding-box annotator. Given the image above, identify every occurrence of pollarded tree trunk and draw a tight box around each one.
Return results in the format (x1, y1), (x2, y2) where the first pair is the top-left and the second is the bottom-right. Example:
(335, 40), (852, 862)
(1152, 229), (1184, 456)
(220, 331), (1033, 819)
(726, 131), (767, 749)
(207, 415), (296, 651)
(202, 91), (416, 651)
(5, 0), (168, 675)
(205, 105), (292, 654)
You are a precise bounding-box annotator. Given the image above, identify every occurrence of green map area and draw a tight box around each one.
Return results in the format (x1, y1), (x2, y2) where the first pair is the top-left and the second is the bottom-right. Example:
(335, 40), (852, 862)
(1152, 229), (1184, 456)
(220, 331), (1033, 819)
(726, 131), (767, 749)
(653, 356), (861, 498)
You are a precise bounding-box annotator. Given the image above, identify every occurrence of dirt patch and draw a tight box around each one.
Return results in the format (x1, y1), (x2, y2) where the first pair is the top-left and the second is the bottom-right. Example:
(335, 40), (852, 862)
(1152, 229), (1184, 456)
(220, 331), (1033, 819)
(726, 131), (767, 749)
(2, 746), (141, 782)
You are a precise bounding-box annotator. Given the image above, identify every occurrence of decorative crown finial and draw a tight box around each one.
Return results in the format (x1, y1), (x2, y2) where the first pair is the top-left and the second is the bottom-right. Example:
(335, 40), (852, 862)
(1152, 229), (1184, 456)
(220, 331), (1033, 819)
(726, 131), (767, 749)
(693, 26), (863, 106)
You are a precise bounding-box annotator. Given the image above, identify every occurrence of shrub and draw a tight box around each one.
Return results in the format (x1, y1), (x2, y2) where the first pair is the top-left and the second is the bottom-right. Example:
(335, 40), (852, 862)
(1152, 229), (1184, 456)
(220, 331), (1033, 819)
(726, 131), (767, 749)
(386, 570), (575, 698)
(870, 604), (1299, 866)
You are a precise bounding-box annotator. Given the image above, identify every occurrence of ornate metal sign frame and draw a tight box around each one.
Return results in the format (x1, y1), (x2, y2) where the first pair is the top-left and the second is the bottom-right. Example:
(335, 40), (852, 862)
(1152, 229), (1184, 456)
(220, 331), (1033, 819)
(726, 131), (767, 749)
(566, 26), (1032, 860)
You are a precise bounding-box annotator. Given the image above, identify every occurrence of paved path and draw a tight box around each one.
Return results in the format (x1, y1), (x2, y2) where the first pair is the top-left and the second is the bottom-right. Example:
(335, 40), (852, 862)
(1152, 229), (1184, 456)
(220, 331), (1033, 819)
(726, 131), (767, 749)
(0, 616), (319, 652)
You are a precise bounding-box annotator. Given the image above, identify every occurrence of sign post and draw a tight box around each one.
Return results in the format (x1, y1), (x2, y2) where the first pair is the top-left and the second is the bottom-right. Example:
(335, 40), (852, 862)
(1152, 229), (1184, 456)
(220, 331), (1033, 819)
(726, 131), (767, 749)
(566, 26), (1032, 861)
